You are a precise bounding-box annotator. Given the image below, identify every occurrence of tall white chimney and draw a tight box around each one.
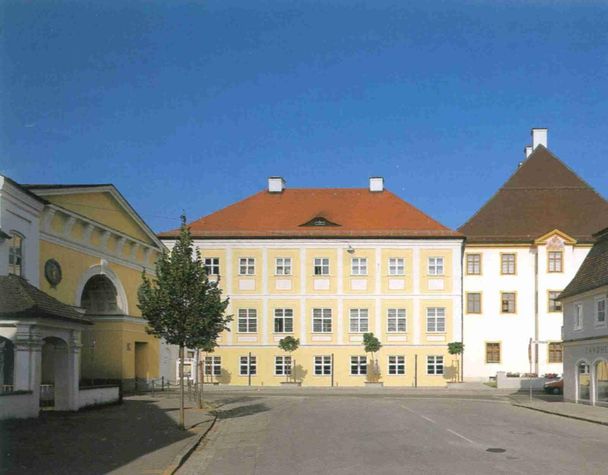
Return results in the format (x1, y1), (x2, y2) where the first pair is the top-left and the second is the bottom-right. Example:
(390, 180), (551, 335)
(369, 176), (384, 192)
(268, 176), (285, 193)
(531, 128), (548, 149)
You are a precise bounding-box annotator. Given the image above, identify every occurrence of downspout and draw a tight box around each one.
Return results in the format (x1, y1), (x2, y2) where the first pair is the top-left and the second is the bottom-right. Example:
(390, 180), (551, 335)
(534, 246), (539, 375)
(460, 238), (465, 382)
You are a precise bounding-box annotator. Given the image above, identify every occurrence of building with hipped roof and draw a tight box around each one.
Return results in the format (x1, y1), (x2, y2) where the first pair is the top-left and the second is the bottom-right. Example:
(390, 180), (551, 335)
(559, 227), (608, 405)
(459, 128), (608, 381)
(159, 177), (464, 387)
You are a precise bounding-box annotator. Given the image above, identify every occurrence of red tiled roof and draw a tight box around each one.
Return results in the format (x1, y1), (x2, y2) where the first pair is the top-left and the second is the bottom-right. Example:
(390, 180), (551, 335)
(159, 188), (461, 239)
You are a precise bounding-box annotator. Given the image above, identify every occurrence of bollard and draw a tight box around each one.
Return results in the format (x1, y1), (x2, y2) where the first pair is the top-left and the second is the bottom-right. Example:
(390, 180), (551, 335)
(152, 380), (155, 397)
(162, 376), (165, 392)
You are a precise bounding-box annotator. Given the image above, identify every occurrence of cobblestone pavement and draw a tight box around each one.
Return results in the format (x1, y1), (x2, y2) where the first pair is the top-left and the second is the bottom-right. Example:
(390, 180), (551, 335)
(178, 393), (608, 475)
(0, 393), (214, 475)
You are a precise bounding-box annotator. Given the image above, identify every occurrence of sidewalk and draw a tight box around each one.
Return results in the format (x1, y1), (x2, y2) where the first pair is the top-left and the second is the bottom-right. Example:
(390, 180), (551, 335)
(510, 394), (608, 426)
(0, 393), (215, 475)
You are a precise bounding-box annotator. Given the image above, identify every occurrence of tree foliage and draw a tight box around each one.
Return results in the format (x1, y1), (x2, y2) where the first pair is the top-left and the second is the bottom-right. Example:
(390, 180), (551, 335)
(447, 341), (464, 355)
(138, 215), (232, 350)
(278, 336), (300, 354)
(363, 332), (382, 354)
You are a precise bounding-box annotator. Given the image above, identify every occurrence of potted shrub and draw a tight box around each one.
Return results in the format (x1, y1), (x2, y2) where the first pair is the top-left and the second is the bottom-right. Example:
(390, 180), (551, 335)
(447, 341), (464, 383)
(278, 336), (301, 386)
(363, 332), (383, 387)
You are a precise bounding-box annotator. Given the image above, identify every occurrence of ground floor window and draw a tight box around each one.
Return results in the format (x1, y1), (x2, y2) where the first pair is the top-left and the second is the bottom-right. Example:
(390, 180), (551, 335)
(485, 342), (501, 364)
(548, 342), (563, 363)
(596, 360), (608, 404)
(204, 356), (221, 376)
(314, 356), (332, 375)
(427, 356), (444, 375)
(240, 355), (257, 376)
(275, 356), (292, 376)
(578, 362), (590, 401)
(388, 355), (405, 375)
(350, 356), (367, 375)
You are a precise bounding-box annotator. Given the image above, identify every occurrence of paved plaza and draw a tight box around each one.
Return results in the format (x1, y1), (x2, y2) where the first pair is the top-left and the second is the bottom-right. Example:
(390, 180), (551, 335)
(180, 391), (608, 475)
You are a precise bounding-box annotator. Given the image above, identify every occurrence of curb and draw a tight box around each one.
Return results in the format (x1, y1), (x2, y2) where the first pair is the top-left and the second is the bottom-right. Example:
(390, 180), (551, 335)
(163, 414), (218, 475)
(512, 403), (608, 427)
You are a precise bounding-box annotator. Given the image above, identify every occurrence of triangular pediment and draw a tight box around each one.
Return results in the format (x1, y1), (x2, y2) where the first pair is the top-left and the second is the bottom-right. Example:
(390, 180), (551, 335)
(534, 229), (577, 246)
(299, 216), (341, 227)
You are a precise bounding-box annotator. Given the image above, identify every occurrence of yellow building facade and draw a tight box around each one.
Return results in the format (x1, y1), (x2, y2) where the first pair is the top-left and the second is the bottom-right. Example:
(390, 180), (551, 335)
(26, 184), (164, 389)
(160, 177), (464, 387)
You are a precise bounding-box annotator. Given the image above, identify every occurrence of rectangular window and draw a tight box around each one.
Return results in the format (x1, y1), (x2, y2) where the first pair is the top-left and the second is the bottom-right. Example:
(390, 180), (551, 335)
(466, 254), (481, 275)
(239, 257), (255, 275)
(314, 258), (330, 275)
(388, 355), (405, 375)
(548, 291), (562, 312)
(486, 343), (501, 363)
(274, 308), (294, 333)
(426, 307), (446, 333)
(204, 356), (221, 376)
(574, 303), (583, 330)
(239, 355), (256, 376)
(238, 309), (257, 333)
(388, 258), (405, 276)
(548, 251), (563, 273)
(274, 356), (292, 376)
(427, 356), (444, 375)
(351, 258), (368, 275)
(428, 257), (444, 276)
(204, 257), (220, 275)
(8, 233), (23, 277)
(349, 308), (369, 333)
(314, 356), (332, 375)
(275, 257), (292, 275)
(387, 308), (407, 332)
(501, 292), (516, 313)
(312, 308), (332, 333)
(501, 254), (516, 275)
(548, 342), (563, 363)
(466, 293), (482, 314)
(596, 298), (606, 326)
(350, 356), (367, 375)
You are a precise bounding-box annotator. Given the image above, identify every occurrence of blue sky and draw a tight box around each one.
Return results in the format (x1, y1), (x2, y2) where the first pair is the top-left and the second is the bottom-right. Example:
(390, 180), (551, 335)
(2, 1), (607, 232)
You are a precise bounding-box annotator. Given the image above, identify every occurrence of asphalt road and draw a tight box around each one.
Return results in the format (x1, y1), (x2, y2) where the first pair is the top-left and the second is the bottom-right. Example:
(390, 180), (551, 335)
(179, 394), (608, 475)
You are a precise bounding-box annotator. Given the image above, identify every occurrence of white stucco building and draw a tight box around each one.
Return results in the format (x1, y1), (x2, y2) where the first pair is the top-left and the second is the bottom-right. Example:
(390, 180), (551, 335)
(459, 129), (608, 381)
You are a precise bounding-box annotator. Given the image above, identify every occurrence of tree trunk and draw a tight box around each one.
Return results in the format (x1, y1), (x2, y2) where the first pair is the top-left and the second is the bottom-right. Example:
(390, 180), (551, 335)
(197, 350), (203, 409)
(179, 345), (185, 430)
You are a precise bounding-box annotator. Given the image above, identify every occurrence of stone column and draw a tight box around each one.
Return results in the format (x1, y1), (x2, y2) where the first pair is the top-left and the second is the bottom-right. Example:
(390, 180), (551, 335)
(13, 324), (42, 415)
(66, 332), (82, 411)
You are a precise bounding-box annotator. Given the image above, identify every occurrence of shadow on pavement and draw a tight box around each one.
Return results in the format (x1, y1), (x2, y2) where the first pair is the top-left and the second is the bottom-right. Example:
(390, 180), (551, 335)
(0, 399), (194, 475)
(216, 402), (269, 420)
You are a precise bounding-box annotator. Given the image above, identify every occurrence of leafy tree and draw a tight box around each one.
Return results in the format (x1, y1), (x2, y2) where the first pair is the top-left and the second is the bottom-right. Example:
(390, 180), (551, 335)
(138, 215), (231, 429)
(363, 333), (382, 383)
(447, 341), (464, 382)
(278, 336), (300, 382)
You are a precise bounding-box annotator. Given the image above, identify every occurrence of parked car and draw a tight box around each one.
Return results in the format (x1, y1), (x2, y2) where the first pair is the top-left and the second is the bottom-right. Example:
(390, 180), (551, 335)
(544, 378), (563, 395)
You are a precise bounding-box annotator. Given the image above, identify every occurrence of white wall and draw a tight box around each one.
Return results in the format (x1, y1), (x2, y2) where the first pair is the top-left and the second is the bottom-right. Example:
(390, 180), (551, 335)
(0, 392), (38, 420)
(78, 386), (120, 409)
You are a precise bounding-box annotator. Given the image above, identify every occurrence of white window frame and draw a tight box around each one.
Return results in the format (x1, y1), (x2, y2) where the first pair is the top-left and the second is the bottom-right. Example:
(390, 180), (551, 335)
(350, 355), (367, 375)
(275, 257), (292, 276)
(204, 356), (221, 376)
(466, 253), (481, 275)
(238, 308), (257, 333)
(8, 232), (24, 277)
(349, 308), (369, 333)
(274, 308), (294, 333)
(204, 257), (220, 275)
(387, 308), (406, 333)
(312, 308), (332, 333)
(274, 356), (292, 376)
(427, 355), (444, 375)
(314, 355), (332, 375)
(595, 297), (606, 327)
(574, 303), (584, 330)
(426, 307), (446, 333)
(428, 257), (444, 276)
(314, 258), (330, 276)
(239, 355), (256, 376)
(388, 355), (405, 375)
(501, 253), (516, 275)
(388, 257), (405, 276)
(351, 257), (368, 276)
(548, 251), (563, 273)
(239, 257), (255, 275)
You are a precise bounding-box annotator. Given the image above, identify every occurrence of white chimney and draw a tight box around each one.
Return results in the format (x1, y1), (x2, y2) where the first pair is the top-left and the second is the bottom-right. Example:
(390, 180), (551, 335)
(531, 128), (548, 149)
(524, 145), (533, 158)
(369, 176), (384, 192)
(268, 176), (285, 193)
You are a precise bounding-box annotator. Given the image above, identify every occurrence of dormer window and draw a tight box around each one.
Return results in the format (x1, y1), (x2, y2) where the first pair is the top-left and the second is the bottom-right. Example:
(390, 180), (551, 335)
(300, 216), (340, 227)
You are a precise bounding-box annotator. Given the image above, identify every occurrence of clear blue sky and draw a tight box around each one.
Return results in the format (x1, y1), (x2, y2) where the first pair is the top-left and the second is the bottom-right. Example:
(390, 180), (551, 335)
(2, 1), (607, 233)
